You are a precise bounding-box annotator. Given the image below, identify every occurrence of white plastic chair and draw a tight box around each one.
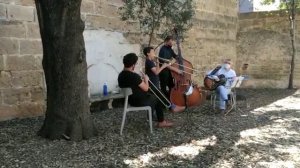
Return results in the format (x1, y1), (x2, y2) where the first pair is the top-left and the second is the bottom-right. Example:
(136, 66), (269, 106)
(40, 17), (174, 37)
(120, 88), (153, 135)
(211, 76), (245, 112)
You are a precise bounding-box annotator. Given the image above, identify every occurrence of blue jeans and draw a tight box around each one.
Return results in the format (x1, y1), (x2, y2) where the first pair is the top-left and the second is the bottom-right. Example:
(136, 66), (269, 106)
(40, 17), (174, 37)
(216, 85), (229, 110)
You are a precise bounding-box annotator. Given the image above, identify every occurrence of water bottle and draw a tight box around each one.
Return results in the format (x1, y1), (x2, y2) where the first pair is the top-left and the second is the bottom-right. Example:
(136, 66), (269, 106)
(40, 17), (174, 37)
(103, 82), (108, 96)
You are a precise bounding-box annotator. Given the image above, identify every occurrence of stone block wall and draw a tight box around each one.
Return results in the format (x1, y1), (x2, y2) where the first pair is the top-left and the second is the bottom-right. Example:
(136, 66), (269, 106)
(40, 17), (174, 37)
(0, 0), (45, 121)
(238, 11), (300, 88)
(0, 0), (238, 121)
(183, 0), (238, 83)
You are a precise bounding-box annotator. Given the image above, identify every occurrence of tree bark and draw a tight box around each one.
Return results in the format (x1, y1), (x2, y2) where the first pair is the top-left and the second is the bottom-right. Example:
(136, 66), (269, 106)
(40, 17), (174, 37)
(35, 0), (96, 141)
(288, 0), (296, 89)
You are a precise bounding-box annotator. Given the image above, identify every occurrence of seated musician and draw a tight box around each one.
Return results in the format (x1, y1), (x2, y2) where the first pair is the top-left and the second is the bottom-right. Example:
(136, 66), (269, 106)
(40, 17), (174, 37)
(118, 53), (174, 128)
(206, 59), (236, 114)
(143, 46), (186, 113)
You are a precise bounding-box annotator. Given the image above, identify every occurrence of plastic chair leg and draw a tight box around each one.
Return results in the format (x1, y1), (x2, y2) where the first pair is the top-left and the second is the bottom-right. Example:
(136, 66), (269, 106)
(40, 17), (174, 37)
(148, 110), (153, 133)
(120, 111), (127, 135)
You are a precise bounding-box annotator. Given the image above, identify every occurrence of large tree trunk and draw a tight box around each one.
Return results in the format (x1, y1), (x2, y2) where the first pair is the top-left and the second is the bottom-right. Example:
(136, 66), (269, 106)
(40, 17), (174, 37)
(35, 0), (96, 141)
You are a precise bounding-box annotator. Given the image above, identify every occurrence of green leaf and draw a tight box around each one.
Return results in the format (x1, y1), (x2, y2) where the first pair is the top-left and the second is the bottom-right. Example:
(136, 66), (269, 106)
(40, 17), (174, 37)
(119, 0), (195, 45)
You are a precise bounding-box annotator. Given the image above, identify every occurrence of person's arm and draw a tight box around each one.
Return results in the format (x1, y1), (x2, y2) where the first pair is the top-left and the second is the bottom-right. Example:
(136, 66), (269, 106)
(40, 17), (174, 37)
(171, 48), (178, 59)
(206, 70), (213, 76)
(151, 62), (169, 75)
(138, 74), (149, 92)
(167, 65), (182, 75)
(228, 70), (237, 82)
(207, 68), (221, 80)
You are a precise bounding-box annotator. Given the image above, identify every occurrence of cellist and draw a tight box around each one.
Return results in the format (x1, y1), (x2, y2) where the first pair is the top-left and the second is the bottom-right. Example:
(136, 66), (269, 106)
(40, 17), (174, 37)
(143, 46), (186, 113)
(158, 36), (183, 99)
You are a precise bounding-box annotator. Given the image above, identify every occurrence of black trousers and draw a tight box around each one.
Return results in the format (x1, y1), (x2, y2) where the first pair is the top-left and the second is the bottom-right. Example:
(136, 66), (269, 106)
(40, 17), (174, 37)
(159, 69), (174, 99)
(129, 94), (164, 122)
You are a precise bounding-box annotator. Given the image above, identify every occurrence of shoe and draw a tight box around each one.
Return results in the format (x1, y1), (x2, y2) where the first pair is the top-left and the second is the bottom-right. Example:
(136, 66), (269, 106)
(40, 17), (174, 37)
(215, 109), (226, 115)
(157, 120), (174, 128)
(215, 109), (227, 116)
(214, 109), (221, 114)
(171, 105), (186, 113)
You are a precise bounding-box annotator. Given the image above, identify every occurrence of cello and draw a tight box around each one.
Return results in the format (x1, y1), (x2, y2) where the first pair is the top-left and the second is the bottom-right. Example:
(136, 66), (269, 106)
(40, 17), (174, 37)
(170, 29), (204, 107)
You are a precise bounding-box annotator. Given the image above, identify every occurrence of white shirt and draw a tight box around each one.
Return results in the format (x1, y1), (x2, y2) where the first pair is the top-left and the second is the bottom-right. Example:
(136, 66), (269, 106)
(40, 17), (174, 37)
(207, 67), (236, 88)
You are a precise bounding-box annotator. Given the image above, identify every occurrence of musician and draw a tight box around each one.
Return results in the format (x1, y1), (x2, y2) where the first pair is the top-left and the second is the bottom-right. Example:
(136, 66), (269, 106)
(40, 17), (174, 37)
(207, 59), (236, 114)
(118, 53), (173, 128)
(158, 36), (182, 99)
(143, 46), (185, 113)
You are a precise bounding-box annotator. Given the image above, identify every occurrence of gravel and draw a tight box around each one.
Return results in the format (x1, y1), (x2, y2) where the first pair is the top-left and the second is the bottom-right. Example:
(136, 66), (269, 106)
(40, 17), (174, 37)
(0, 88), (299, 168)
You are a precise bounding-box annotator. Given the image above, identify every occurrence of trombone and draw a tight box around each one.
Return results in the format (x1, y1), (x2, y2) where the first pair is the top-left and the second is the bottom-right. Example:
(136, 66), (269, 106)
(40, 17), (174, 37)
(140, 70), (172, 108)
(138, 55), (196, 76)
(154, 56), (201, 73)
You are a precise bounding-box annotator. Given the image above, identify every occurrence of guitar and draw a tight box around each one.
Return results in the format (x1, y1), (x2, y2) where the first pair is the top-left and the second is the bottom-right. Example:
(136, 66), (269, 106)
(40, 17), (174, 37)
(203, 65), (226, 91)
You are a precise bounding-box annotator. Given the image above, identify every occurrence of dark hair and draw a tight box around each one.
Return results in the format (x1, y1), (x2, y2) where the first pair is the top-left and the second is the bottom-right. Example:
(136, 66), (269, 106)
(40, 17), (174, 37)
(164, 35), (173, 42)
(123, 53), (138, 68)
(143, 46), (154, 57)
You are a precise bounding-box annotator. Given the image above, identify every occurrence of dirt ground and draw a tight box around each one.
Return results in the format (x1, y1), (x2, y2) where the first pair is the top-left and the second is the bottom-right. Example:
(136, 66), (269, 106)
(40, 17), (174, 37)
(0, 89), (299, 168)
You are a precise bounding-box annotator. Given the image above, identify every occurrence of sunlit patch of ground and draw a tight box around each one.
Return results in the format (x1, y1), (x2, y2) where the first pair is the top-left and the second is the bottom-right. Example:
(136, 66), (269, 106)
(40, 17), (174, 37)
(213, 90), (300, 168)
(124, 136), (217, 167)
(252, 89), (300, 114)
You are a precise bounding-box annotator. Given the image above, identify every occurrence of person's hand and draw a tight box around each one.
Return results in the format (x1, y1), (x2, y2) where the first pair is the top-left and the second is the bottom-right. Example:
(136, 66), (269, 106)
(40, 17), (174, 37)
(212, 75), (219, 81)
(162, 63), (169, 68)
(143, 74), (149, 82)
(177, 69), (183, 75)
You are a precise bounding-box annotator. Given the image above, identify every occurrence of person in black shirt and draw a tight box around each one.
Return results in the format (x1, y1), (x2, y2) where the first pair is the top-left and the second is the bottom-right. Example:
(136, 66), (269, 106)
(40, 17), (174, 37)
(158, 36), (182, 99)
(143, 46), (185, 113)
(118, 53), (173, 128)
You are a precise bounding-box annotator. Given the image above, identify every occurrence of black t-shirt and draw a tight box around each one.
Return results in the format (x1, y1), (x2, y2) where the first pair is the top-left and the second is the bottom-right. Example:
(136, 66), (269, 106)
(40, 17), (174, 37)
(118, 70), (148, 102)
(158, 45), (177, 63)
(145, 58), (159, 87)
(158, 45), (177, 74)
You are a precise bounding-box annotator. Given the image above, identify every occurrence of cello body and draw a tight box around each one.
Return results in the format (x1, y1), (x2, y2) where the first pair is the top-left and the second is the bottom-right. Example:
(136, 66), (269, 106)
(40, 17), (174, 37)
(170, 59), (203, 106)
(169, 29), (205, 107)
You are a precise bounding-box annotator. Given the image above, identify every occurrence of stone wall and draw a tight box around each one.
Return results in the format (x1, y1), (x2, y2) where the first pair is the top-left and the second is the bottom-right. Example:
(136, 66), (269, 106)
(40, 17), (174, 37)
(238, 11), (300, 88)
(183, 0), (238, 82)
(0, 0), (238, 121)
(0, 0), (45, 121)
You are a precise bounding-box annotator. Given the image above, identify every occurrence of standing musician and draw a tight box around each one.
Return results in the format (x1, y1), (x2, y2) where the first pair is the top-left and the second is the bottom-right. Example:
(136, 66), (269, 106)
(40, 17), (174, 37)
(158, 36), (183, 99)
(206, 59), (236, 114)
(143, 46), (186, 113)
(118, 53), (174, 128)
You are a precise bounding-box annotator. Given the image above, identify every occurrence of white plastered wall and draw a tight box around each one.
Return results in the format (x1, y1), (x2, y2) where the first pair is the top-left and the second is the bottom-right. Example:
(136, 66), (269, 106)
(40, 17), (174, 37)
(84, 30), (141, 96)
